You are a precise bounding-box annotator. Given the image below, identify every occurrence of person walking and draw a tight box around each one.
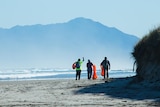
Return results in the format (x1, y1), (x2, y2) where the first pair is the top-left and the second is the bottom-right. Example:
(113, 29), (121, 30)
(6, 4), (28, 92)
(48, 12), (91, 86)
(75, 57), (84, 80)
(100, 57), (110, 80)
(86, 59), (93, 79)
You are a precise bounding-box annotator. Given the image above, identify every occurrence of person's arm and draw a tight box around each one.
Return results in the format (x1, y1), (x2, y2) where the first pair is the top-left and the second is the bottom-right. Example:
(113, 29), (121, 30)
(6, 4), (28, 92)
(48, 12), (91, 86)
(100, 60), (104, 66)
(91, 63), (93, 66)
(79, 57), (84, 66)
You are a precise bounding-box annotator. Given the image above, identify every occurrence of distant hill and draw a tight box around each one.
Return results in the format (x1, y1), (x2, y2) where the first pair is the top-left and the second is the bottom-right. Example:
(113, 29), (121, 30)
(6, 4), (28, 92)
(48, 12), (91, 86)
(0, 17), (139, 69)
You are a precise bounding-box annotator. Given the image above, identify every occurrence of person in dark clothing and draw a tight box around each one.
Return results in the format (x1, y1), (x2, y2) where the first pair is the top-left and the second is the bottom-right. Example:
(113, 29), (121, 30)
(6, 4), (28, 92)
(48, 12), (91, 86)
(100, 57), (110, 79)
(86, 59), (93, 79)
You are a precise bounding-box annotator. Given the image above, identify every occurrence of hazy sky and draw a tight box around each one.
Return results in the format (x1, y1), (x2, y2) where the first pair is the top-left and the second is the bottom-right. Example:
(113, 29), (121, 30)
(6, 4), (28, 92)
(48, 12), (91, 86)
(0, 0), (160, 38)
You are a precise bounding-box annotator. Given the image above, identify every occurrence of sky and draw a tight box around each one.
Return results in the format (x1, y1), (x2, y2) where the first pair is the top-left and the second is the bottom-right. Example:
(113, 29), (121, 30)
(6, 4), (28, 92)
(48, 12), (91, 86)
(0, 0), (160, 38)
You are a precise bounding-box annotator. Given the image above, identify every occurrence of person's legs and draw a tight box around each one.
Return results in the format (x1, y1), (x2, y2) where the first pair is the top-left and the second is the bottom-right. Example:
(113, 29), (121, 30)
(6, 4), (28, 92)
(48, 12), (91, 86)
(89, 70), (92, 79)
(76, 70), (78, 80)
(88, 68), (92, 79)
(106, 70), (109, 79)
(87, 70), (90, 79)
(106, 67), (109, 79)
(104, 69), (106, 79)
(78, 70), (81, 80)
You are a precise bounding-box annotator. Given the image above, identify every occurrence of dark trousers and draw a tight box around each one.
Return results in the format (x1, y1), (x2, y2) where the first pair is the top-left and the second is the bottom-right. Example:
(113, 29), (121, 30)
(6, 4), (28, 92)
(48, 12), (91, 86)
(87, 68), (92, 79)
(104, 67), (109, 79)
(76, 70), (81, 80)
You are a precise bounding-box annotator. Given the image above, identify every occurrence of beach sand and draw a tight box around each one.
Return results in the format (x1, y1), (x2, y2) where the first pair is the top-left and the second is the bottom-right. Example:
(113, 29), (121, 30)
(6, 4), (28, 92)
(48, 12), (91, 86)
(0, 78), (160, 107)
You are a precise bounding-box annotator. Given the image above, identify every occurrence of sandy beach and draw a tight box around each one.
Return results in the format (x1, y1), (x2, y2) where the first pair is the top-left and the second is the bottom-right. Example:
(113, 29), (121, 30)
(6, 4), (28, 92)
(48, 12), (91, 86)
(0, 78), (160, 107)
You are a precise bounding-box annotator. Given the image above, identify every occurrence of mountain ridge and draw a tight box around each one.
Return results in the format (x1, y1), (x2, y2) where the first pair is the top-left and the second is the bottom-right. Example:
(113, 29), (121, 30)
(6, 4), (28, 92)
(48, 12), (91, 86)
(0, 17), (139, 69)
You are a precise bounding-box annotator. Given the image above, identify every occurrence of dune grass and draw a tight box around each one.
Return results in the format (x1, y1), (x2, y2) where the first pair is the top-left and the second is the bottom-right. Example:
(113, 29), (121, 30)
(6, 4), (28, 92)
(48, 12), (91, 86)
(132, 26), (160, 81)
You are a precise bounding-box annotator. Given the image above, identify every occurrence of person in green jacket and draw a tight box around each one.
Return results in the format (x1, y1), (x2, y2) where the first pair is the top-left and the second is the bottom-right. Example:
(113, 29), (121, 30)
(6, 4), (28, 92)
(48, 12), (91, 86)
(75, 57), (84, 80)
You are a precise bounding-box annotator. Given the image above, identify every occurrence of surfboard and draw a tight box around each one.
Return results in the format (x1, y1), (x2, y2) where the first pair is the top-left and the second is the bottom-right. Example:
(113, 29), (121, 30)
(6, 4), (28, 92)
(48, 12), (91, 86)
(72, 63), (76, 69)
(100, 65), (104, 76)
(92, 65), (98, 80)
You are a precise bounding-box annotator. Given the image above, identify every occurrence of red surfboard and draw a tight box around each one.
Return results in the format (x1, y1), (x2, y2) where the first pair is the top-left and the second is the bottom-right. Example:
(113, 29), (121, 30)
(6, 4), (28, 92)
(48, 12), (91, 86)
(100, 65), (104, 76)
(92, 65), (98, 80)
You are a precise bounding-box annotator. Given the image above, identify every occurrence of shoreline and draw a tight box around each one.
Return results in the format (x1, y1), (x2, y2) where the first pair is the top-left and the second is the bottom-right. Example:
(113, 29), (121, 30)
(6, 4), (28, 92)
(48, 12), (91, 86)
(0, 77), (159, 106)
(0, 69), (136, 81)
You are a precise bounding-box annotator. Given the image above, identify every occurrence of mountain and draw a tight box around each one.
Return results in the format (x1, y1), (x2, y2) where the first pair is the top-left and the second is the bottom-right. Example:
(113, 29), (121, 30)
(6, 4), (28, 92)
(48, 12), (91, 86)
(0, 17), (139, 69)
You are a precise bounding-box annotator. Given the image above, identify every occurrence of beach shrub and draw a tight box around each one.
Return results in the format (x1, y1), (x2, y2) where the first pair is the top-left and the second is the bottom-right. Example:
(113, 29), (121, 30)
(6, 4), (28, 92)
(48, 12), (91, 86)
(132, 26), (160, 82)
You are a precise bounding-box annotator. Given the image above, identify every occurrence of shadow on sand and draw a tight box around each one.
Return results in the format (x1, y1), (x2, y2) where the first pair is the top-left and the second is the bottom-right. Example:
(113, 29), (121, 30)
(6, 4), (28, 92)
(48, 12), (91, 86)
(75, 77), (160, 104)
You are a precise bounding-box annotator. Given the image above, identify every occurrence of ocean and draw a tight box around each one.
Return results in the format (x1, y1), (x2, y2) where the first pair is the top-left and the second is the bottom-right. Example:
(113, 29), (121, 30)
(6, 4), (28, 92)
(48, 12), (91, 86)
(0, 68), (136, 81)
